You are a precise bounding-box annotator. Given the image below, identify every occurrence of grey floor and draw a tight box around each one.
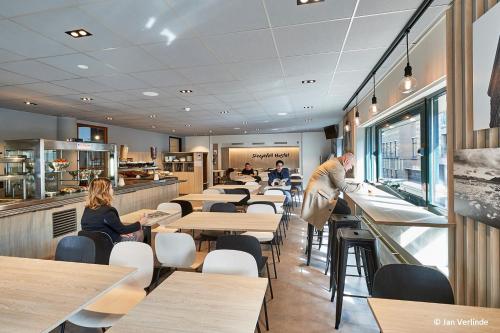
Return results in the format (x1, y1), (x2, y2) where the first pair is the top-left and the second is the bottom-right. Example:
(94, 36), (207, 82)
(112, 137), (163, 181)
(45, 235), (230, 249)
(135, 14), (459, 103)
(52, 204), (379, 333)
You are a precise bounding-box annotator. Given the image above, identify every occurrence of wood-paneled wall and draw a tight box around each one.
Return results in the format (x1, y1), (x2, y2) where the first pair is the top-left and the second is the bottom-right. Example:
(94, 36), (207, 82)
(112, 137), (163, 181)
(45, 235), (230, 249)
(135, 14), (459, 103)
(447, 0), (500, 307)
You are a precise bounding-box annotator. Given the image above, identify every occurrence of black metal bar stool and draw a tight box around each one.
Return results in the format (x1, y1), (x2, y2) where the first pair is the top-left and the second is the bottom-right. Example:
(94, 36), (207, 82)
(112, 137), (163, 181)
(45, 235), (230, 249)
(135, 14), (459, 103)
(332, 228), (379, 329)
(327, 215), (363, 289)
(305, 223), (329, 265)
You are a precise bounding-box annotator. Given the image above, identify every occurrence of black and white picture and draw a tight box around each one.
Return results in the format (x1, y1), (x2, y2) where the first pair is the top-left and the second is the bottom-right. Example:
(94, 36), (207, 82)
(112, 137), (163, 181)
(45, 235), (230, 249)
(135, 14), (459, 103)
(473, 2), (500, 130)
(454, 148), (500, 228)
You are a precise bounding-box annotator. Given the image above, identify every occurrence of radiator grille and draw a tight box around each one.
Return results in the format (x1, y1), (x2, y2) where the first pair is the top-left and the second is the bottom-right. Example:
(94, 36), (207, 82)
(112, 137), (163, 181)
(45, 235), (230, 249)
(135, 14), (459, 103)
(274, 141), (288, 144)
(231, 142), (244, 145)
(252, 142), (265, 145)
(52, 208), (77, 238)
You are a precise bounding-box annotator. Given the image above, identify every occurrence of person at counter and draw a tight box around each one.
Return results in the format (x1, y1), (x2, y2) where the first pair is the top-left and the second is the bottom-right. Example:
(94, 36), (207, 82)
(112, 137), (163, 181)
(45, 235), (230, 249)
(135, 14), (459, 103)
(81, 178), (145, 243)
(241, 162), (262, 182)
(301, 152), (363, 230)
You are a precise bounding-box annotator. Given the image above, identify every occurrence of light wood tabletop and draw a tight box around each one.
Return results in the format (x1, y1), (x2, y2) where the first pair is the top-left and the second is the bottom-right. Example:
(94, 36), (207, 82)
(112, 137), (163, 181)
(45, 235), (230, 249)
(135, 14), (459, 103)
(248, 194), (286, 204)
(211, 184), (261, 193)
(166, 212), (282, 232)
(345, 184), (452, 227)
(0, 256), (135, 333)
(107, 271), (268, 333)
(121, 209), (181, 227)
(368, 298), (500, 333)
(173, 193), (246, 202)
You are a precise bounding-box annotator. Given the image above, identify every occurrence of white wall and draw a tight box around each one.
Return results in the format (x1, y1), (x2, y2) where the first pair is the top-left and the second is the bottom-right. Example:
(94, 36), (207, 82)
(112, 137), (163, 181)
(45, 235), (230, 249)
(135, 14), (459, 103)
(185, 132), (331, 186)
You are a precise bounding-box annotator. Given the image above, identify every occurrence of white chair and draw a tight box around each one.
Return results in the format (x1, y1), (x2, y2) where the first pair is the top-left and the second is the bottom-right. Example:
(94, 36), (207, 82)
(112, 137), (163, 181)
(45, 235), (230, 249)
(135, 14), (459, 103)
(245, 181), (259, 186)
(202, 249), (258, 277)
(203, 188), (223, 194)
(68, 242), (154, 330)
(290, 173), (302, 178)
(242, 204), (279, 278)
(155, 233), (206, 271)
(156, 202), (182, 215)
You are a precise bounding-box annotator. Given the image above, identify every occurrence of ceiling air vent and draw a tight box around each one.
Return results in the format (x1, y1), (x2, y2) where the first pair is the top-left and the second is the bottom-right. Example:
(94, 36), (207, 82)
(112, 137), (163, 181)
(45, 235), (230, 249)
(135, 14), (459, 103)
(274, 142), (288, 145)
(231, 142), (244, 146)
(252, 142), (265, 145)
(52, 208), (77, 238)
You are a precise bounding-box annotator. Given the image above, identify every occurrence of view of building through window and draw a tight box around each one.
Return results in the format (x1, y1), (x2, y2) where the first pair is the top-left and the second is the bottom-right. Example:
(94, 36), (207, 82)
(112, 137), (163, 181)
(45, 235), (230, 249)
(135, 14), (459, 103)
(430, 93), (448, 208)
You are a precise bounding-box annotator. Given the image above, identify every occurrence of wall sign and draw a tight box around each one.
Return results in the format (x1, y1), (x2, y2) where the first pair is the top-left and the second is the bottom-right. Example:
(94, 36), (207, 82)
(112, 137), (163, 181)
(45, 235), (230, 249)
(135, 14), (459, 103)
(228, 147), (299, 169)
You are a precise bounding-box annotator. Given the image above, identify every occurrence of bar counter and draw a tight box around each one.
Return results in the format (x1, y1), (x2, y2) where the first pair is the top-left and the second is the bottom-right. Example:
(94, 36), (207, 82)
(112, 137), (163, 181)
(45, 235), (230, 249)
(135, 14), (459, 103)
(0, 178), (180, 259)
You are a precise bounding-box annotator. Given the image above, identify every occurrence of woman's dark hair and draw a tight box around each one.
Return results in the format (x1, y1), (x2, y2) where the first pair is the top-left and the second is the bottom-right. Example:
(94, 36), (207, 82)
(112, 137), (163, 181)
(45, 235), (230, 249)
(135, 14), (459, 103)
(276, 160), (284, 166)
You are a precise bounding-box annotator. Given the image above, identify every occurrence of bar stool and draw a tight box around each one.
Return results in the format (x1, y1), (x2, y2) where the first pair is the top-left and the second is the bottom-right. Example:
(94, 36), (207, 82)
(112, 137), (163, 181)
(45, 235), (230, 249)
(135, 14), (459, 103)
(332, 228), (379, 329)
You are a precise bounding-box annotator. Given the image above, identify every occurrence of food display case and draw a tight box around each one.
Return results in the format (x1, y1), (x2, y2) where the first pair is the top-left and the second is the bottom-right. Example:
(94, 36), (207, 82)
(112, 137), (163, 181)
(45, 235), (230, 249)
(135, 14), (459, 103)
(0, 156), (32, 202)
(4, 139), (118, 199)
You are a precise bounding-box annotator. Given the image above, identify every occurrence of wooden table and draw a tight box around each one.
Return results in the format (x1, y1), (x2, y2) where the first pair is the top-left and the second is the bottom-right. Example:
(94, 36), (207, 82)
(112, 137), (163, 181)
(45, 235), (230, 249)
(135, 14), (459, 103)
(167, 212), (282, 232)
(0, 256), (134, 333)
(174, 193), (246, 202)
(368, 298), (500, 333)
(264, 185), (291, 191)
(121, 209), (181, 227)
(345, 184), (453, 227)
(107, 271), (268, 333)
(211, 184), (261, 194)
(290, 179), (303, 184)
(248, 194), (286, 204)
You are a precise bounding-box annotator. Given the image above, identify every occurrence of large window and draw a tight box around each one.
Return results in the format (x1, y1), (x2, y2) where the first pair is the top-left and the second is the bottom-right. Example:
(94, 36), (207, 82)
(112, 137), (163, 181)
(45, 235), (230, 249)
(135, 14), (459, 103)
(369, 90), (447, 210)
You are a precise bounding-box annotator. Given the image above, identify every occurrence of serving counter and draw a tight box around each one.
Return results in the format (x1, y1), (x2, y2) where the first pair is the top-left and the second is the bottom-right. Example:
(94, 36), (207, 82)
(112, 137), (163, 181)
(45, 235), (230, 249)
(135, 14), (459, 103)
(0, 179), (180, 259)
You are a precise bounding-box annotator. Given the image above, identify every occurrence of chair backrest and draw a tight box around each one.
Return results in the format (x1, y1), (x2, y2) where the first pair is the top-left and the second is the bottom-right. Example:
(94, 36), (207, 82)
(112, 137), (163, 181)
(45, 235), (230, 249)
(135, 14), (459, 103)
(245, 181), (259, 186)
(224, 188), (250, 204)
(203, 188), (223, 194)
(210, 202), (237, 213)
(55, 236), (96, 264)
(247, 201), (277, 213)
(155, 233), (195, 269)
(171, 200), (193, 217)
(78, 230), (114, 265)
(202, 250), (258, 277)
(246, 203), (276, 214)
(372, 264), (455, 304)
(225, 180), (244, 185)
(216, 235), (264, 268)
(290, 173), (302, 178)
(109, 242), (154, 290)
(264, 189), (284, 196)
(202, 201), (217, 212)
(156, 202), (182, 215)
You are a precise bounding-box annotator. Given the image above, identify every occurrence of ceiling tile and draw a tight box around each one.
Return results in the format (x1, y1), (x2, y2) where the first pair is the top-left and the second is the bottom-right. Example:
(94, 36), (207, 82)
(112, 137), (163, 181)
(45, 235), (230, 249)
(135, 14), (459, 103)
(264, 0), (355, 27)
(17, 82), (78, 96)
(87, 46), (165, 73)
(281, 52), (339, 77)
(142, 38), (220, 68)
(274, 19), (349, 57)
(176, 64), (235, 84)
(195, 81), (248, 95)
(38, 53), (118, 77)
(166, 0), (268, 36)
(338, 48), (386, 72)
(0, 48), (26, 63)
(204, 29), (277, 63)
(51, 78), (114, 93)
(0, 69), (39, 85)
(0, 0), (77, 18)
(90, 73), (150, 90)
(227, 58), (283, 81)
(178, 94), (221, 105)
(0, 60), (77, 81)
(356, 0), (420, 17)
(130, 69), (189, 87)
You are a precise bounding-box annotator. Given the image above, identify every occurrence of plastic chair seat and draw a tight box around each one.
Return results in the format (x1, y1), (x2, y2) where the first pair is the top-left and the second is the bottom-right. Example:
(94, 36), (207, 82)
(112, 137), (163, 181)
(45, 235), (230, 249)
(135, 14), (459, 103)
(242, 231), (274, 243)
(84, 285), (146, 315)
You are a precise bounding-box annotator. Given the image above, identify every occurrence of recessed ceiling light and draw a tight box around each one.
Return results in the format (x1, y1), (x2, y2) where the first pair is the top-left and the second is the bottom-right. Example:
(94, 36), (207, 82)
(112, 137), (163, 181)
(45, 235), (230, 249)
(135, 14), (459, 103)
(297, 0), (324, 5)
(149, 114), (157, 119)
(77, 64), (88, 69)
(151, 125), (157, 129)
(302, 79), (316, 84)
(234, 127), (240, 130)
(185, 124), (191, 127)
(24, 101), (37, 105)
(184, 107), (191, 112)
(242, 121), (248, 125)
(272, 128), (279, 131)
(244, 130), (248, 134)
(142, 91), (159, 97)
(80, 97), (93, 101)
(172, 129), (176, 133)
(180, 89), (193, 94)
(303, 106), (314, 109)
(105, 116), (113, 120)
(219, 110), (229, 114)
(65, 28), (92, 38)
(277, 112), (287, 116)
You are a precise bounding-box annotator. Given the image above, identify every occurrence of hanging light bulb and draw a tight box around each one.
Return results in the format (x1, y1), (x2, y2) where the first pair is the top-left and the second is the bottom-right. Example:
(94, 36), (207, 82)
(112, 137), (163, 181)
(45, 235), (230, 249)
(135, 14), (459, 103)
(354, 94), (360, 126)
(369, 74), (378, 114)
(399, 31), (417, 94)
(344, 120), (351, 132)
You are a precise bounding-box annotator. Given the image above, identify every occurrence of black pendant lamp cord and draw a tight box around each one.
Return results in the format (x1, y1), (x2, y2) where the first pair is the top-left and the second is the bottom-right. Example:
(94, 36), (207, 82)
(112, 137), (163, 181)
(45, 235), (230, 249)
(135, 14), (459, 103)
(372, 74), (376, 97)
(406, 31), (410, 66)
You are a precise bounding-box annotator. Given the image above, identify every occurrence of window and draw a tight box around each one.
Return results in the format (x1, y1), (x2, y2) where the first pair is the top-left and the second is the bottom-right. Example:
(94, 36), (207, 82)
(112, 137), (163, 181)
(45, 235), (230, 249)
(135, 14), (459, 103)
(77, 124), (107, 143)
(369, 89), (447, 210)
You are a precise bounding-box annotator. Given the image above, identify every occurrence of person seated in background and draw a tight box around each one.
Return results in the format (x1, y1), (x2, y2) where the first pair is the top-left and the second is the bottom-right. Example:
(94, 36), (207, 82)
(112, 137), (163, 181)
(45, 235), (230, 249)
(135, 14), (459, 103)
(301, 152), (363, 231)
(241, 162), (262, 182)
(81, 178), (146, 243)
(268, 160), (290, 186)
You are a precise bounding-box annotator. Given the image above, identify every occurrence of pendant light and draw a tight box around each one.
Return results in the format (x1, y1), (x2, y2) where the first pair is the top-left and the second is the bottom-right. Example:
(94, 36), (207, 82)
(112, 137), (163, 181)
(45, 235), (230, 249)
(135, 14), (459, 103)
(399, 30), (417, 94)
(354, 94), (360, 126)
(344, 120), (351, 133)
(369, 74), (378, 114)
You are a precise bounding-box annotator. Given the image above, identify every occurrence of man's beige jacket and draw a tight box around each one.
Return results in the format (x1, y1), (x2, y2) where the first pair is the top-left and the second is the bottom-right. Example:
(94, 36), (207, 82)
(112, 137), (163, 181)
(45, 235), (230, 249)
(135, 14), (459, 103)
(301, 158), (360, 230)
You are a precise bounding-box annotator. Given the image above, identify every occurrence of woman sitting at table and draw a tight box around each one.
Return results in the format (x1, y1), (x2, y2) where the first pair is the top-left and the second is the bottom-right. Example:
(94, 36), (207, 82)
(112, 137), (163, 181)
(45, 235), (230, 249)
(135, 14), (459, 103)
(81, 178), (145, 243)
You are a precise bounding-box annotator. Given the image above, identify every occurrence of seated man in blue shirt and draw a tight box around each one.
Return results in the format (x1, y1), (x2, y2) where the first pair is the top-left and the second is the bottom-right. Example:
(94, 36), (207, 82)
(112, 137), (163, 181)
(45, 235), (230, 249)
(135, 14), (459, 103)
(268, 160), (292, 203)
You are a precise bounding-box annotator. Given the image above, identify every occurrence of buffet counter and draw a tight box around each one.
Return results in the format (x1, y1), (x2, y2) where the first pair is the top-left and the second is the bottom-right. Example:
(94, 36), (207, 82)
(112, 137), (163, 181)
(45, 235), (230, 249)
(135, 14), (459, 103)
(0, 178), (180, 259)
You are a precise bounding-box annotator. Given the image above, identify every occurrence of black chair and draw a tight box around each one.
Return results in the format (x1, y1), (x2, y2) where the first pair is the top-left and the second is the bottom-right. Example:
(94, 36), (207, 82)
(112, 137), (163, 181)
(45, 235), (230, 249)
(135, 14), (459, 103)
(198, 202), (237, 251)
(225, 180), (245, 185)
(78, 230), (114, 265)
(247, 201), (282, 257)
(223, 188), (250, 206)
(216, 234), (273, 330)
(372, 264), (455, 304)
(171, 200), (193, 217)
(55, 235), (95, 264)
